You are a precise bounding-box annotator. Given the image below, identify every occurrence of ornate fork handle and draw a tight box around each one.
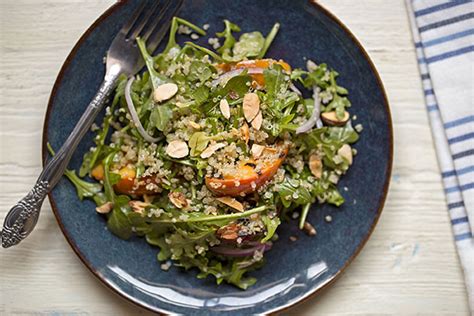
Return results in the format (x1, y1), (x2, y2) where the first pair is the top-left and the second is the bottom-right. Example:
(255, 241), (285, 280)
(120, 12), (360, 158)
(1, 65), (122, 248)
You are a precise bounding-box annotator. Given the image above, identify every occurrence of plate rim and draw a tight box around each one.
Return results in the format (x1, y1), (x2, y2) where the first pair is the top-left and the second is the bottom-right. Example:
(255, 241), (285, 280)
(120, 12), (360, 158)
(41, 0), (393, 314)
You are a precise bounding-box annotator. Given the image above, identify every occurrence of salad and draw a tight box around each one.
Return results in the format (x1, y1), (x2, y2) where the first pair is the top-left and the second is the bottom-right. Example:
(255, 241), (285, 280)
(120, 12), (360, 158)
(59, 17), (360, 289)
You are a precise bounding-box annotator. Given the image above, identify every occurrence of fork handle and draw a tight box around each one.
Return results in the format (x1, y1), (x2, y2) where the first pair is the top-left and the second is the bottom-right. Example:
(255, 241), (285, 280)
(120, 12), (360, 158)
(1, 65), (122, 248)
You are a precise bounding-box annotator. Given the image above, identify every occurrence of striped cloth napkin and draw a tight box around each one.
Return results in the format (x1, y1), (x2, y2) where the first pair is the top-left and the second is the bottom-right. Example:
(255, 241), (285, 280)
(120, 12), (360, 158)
(406, 0), (473, 311)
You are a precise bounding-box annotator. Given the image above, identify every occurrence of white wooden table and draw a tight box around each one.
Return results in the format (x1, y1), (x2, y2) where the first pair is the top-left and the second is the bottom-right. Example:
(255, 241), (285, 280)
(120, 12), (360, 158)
(0, 0), (470, 314)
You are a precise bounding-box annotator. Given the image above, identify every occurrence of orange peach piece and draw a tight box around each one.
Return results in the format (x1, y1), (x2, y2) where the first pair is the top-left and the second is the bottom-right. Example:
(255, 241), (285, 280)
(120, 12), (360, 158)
(217, 59), (291, 87)
(91, 164), (158, 196)
(205, 147), (288, 197)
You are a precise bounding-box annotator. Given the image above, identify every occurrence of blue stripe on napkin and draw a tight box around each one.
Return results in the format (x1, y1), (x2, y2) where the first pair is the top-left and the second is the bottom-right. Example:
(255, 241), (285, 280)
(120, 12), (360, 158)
(407, 0), (474, 311)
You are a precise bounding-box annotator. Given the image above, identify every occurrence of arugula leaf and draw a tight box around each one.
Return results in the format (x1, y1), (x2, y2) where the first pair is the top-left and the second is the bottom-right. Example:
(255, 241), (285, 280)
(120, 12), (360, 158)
(150, 104), (173, 131)
(261, 215), (280, 243)
(102, 152), (117, 202)
(301, 125), (358, 150)
(215, 73), (252, 98)
(298, 203), (311, 229)
(47, 143), (106, 206)
(64, 169), (105, 204)
(164, 17), (206, 54)
(188, 132), (210, 156)
(276, 178), (313, 208)
(216, 19), (241, 54)
(107, 195), (133, 240)
(192, 86), (210, 105)
(188, 132), (224, 156)
(231, 31), (265, 60)
(166, 228), (216, 259)
(324, 71), (351, 119)
(197, 258), (260, 290)
(263, 64), (285, 99)
(185, 42), (224, 62)
(101, 152), (133, 239)
(148, 205), (269, 224)
(137, 37), (169, 90)
(188, 61), (214, 83)
(326, 187), (344, 206)
(257, 23), (280, 59)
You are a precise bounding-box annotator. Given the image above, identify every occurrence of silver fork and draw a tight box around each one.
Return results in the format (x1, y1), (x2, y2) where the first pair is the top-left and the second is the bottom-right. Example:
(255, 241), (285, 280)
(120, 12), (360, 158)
(1, 0), (183, 248)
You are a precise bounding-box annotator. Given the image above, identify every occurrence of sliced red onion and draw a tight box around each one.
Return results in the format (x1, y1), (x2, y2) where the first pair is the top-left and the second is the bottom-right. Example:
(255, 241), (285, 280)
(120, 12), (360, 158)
(211, 242), (272, 257)
(289, 82), (302, 96)
(296, 86), (323, 134)
(125, 77), (160, 143)
(211, 67), (265, 87)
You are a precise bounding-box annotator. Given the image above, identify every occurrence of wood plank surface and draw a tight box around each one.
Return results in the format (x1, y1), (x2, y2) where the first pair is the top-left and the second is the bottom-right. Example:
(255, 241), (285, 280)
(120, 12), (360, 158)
(0, 0), (470, 315)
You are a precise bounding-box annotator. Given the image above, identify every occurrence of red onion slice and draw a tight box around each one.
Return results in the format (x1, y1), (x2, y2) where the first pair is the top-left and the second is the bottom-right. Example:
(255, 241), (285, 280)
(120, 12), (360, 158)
(296, 86), (323, 134)
(211, 67), (265, 87)
(289, 82), (302, 96)
(125, 77), (160, 143)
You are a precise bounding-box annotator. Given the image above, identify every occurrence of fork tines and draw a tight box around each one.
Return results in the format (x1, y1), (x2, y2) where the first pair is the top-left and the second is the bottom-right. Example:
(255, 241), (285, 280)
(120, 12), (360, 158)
(122, 0), (184, 53)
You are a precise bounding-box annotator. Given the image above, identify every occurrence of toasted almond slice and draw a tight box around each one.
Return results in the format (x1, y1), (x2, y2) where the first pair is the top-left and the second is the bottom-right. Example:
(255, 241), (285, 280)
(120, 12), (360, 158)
(337, 144), (353, 165)
(306, 59), (318, 72)
(219, 99), (231, 119)
(303, 221), (317, 236)
(240, 122), (250, 144)
(153, 83), (178, 102)
(251, 144), (265, 159)
(251, 111), (263, 130)
(309, 154), (323, 178)
(168, 191), (188, 209)
(188, 121), (201, 129)
(200, 143), (226, 159)
(129, 200), (149, 213)
(217, 223), (240, 240)
(321, 111), (350, 126)
(166, 140), (189, 158)
(243, 93), (260, 122)
(96, 201), (113, 214)
(216, 196), (244, 212)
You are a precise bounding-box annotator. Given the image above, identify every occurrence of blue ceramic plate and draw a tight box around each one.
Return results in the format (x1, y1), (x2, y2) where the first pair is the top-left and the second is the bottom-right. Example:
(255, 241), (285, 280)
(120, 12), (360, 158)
(42, 0), (392, 314)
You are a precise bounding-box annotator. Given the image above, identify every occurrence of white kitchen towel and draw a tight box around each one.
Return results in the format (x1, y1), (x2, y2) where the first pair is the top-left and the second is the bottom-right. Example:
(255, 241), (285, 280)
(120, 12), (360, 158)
(406, 0), (474, 311)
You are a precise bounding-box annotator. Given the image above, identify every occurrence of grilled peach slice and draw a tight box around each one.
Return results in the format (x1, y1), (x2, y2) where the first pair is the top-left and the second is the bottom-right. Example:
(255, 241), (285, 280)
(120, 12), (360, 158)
(217, 59), (291, 87)
(91, 165), (158, 195)
(205, 146), (288, 196)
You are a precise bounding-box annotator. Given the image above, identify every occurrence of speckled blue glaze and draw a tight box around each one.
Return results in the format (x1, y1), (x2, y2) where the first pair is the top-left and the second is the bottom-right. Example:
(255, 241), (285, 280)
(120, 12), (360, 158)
(42, 0), (392, 314)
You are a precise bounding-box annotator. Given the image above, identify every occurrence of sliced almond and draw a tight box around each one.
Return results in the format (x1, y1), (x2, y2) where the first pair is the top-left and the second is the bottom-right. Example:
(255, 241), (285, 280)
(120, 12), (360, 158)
(306, 59), (318, 72)
(240, 122), (250, 144)
(129, 200), (149, 213)
(216, 196), (244, 212)
(153, 83), (178, 102)
(219, 99), (231, 119)
(309, 154), (323, 179)
(188, 121), (201, 129)
(168, 191), (188, 209)
(251, 144), (265, 159)
(243, 92), (260, 122)
(321, 111), (350, 126)
(338, 144), (353, 165)
(217, 223), (240, 240)
(96, 201), (113, 214)
(200, 142), (226, 159)
(251, 111), (263, 130)
(165, 140), (189, 158)
(303, 221), (317, 236)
